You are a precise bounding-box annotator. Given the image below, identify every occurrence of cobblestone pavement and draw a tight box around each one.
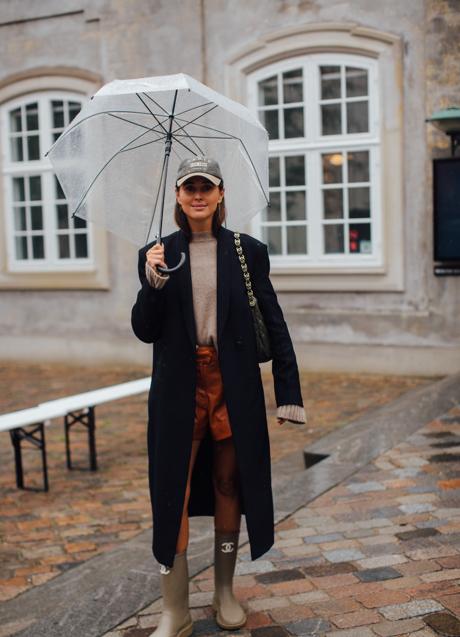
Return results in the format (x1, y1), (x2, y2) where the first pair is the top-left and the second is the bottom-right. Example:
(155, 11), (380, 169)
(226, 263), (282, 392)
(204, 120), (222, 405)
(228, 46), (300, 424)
(103, 406), (460, 637)
(0, 363), (434, 602)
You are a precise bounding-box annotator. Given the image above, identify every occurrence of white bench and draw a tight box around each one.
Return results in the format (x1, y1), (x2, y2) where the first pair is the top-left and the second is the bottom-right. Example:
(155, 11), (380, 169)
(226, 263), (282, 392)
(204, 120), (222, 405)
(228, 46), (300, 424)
(0, 377), (150, 491)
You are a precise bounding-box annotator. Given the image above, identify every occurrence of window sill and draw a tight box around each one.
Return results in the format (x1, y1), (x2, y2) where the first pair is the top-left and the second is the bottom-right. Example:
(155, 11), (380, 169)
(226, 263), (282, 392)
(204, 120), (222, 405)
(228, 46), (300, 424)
(270, 265), (404, 292)
(0, 269), (110, 290)
(0, 226), (110, 290)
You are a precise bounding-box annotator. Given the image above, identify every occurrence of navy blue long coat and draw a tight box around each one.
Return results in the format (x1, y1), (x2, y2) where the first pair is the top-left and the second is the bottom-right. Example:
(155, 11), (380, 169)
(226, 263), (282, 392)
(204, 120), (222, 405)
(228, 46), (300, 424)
(131, 225), (303, 568)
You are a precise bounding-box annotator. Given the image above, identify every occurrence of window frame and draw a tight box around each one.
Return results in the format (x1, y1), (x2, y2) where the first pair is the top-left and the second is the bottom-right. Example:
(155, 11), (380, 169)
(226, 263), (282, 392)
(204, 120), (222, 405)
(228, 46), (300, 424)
(1, 90), (94, 273)
(247, 52), (382, 270)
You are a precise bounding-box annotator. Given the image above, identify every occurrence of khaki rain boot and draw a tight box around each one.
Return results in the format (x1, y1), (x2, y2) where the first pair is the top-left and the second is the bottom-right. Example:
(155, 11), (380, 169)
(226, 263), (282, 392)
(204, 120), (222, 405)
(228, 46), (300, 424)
(212, 529), (247, 629)
(149, 550), (193, 637)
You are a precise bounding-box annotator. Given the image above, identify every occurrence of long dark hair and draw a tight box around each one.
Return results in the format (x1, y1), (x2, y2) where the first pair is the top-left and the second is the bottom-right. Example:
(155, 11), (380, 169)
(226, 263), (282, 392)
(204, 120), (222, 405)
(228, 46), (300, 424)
(174, 184), (226, 240)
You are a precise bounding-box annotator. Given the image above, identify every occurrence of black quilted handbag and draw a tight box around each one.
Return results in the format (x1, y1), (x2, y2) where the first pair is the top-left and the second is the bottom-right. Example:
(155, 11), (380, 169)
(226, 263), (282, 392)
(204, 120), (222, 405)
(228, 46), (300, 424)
(233, 232), (272, 363)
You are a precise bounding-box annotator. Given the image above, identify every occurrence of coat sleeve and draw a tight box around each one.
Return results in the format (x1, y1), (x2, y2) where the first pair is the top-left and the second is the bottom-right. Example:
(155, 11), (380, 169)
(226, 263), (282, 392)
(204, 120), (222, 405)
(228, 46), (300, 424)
(252, 242), (304, 409)
(131, 248), (167, 344)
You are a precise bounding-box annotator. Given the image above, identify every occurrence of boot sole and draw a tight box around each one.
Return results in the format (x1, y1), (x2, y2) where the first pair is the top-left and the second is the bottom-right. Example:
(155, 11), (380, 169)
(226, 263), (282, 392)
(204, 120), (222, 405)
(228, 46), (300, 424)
(212, 600), (247, 630)
(177, 620), (194, 637)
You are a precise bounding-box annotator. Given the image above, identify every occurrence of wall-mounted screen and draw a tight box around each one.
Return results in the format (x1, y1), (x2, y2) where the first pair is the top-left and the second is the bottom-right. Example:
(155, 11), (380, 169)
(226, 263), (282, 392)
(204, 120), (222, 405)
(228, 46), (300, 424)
(434, 158), (460, 261)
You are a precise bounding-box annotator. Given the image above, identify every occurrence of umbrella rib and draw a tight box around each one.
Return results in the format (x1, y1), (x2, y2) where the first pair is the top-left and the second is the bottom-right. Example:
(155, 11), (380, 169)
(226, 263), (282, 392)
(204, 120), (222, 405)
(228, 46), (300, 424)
(143, 92), (171, 116)
(171, 121), (205, 155)
(107, 112), (169, 136)
(144, 149), (168, 245)
(136, 93), (169, 135)
(172, 104), (219, 132)
(174, 101), (214, 117)
(71, 124), (164, 217)
(120, 136), (168, 153)
(173, 120), (269, 204)
(171, 134), (199, 157)
(45, 110), (166, 155)
(173, 133), (233, 141)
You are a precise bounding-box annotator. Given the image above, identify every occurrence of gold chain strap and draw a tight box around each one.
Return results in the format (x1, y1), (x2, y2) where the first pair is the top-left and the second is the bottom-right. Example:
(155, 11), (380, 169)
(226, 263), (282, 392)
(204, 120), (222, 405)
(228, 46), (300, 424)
(234, 232), (256, 307)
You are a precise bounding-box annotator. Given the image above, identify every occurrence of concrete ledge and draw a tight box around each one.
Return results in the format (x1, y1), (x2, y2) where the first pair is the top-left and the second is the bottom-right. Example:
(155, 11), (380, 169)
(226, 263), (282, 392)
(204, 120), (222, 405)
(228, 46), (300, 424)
(2, 372), (460, 637)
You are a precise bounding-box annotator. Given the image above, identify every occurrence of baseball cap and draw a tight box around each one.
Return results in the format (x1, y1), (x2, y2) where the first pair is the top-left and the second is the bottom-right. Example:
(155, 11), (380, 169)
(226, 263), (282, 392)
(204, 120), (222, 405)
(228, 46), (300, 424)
(176, 157), (223, 187)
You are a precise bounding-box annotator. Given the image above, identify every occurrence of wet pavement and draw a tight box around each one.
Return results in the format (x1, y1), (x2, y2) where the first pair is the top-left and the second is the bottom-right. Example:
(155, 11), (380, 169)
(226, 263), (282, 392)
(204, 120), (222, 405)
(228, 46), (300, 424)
(0, 362), (432, 603)
(101, 405), (460, 637)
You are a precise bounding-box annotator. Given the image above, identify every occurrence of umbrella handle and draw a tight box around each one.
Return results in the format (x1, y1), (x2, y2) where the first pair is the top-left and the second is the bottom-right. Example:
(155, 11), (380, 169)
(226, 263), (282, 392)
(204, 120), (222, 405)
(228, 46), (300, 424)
(157, 252), (186, 274)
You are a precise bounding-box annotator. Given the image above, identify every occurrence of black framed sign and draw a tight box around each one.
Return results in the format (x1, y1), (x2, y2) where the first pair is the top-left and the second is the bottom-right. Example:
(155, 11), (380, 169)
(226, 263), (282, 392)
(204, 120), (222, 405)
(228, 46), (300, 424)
(433, 158), (460, 275)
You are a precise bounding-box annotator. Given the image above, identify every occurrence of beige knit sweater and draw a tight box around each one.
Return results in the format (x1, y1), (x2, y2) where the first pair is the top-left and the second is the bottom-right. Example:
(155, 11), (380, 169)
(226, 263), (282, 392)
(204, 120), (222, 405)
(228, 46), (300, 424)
(145, 231), (305, 424)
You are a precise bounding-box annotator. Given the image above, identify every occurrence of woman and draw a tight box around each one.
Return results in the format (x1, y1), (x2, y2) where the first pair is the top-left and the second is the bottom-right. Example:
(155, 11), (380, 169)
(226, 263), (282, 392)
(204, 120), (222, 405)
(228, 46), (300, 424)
(131, 157), (305, 637)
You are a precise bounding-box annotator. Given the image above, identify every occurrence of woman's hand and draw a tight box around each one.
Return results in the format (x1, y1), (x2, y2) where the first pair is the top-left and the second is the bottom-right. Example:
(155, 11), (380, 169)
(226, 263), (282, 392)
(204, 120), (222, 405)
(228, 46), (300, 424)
(277, 417), (287, 426)
(146, 243), (167, 271)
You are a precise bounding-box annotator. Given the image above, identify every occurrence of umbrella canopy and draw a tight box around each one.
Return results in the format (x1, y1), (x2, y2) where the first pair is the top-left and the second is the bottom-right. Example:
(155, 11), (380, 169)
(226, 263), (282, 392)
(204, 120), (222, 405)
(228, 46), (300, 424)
(46, 73), (269, 246)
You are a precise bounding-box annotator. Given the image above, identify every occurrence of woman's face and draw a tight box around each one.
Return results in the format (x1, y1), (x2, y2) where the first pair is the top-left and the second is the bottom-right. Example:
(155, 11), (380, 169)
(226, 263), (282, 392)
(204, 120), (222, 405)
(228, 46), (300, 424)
(176, 176), (224, 224)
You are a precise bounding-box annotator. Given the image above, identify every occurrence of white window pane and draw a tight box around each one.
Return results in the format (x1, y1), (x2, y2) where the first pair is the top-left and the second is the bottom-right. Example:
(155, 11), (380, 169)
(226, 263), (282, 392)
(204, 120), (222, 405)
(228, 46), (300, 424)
(286, 191), (306, 221)
(259, 110), (279, 139)
(258, 76), (278, 106)
(269, 157), (280, 187)
(283, 69), (303, 103)
(32, 235), (45, 259)
(346, 67), (368, 97)
(324, 224), (344, 253)
(323, 189), (343, 219)
(320, 66), (341, 100)
(57, 204), (69, 229)
(15, 236), (28, 259)
(13, 177), (25, 201)
(285, 155), (305, 186)
(75, 233), (88, 258)
(349, 223), (372, 253)
(25, 103), (39, 131)
(349, 187), (370, 218)
(31, 206), (43, 230)
(322, 153), (343, 184)
(58, 234), (71, 258)
(14, 207), (26, 231)
(29, 176), (42, 200)
(69, 101), (81, 122)
(52, 100), (65, 128)
(73, 215), (86, 229)
(55, 176), (65, 199)
(284, 107), (304, 138)
(321, 103), (341, 135)
(348, 151), (369, 182)
(287, 226), (307, 254)
(346, 101), (368, 134)
(9, 107), (22, 132)
(264, 226), (282, 255)
(264, 192), (281, 222)
(27, 135), (40, 160)
(10, 137), (23, 161)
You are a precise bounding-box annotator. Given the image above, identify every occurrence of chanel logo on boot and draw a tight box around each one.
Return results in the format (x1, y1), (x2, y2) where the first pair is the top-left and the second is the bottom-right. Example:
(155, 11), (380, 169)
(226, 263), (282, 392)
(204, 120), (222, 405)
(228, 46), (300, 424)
(221, 541), (235, 553)
(159, 564), (171, 574)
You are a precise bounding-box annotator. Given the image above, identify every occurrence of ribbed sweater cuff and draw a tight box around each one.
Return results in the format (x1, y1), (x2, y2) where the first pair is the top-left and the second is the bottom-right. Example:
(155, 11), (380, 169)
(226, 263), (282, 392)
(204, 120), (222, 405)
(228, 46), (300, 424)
(145, 262), (170, 289)
(277, 404), (306, 424)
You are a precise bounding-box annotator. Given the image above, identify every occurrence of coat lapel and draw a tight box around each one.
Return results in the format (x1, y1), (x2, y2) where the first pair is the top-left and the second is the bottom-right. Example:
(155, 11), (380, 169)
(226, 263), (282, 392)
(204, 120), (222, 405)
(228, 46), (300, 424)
(217, 226), (231, 345)
(177, 230), (196, 350)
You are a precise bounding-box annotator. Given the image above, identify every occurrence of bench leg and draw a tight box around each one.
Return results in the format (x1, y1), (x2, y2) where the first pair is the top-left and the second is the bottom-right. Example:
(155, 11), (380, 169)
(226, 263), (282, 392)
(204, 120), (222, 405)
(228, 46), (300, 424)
(65, 406), (98, 471)
(9, 423), (49, 492)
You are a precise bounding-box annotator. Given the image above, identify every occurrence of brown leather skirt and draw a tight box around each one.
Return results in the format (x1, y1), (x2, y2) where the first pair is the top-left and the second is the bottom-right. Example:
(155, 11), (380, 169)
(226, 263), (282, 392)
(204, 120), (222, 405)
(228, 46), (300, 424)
(193, 345), (232, 441)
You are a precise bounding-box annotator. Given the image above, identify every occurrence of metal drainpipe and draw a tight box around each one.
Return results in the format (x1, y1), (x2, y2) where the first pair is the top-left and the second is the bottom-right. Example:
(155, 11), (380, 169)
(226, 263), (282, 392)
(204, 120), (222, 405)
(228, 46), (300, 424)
(200, 0), (208, 85)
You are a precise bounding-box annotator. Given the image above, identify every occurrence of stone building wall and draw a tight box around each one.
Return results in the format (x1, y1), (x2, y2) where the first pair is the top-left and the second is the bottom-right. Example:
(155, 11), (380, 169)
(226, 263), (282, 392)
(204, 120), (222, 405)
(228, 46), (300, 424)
(0, 0), (458, 374)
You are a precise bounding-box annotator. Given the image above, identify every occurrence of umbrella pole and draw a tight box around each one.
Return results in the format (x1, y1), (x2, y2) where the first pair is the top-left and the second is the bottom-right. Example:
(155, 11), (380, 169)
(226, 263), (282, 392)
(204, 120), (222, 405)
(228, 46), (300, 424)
(155, 91), (186, 274)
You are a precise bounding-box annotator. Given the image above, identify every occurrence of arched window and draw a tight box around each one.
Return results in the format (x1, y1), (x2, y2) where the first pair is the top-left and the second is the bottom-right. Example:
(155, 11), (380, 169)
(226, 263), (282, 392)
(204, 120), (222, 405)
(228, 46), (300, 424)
(248, 53), (381, 269)
(1, 92), (92, 271)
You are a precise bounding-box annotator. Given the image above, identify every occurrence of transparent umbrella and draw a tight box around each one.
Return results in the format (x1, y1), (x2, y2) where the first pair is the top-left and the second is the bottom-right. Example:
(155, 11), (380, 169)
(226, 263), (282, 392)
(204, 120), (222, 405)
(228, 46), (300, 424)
(46, 73), (269, 272)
